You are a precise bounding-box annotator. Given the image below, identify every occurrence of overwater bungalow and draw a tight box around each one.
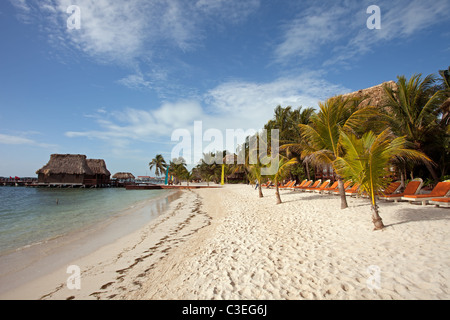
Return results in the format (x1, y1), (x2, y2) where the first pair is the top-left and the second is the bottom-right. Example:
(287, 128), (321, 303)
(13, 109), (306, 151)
(86, 159), (111, 186)
(112, 172), (135, 182)
(36, 154), (111, 187)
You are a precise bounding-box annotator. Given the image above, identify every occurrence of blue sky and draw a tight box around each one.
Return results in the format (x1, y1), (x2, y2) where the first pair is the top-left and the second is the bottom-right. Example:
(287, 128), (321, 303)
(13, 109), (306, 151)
(0, 0), (449, 177)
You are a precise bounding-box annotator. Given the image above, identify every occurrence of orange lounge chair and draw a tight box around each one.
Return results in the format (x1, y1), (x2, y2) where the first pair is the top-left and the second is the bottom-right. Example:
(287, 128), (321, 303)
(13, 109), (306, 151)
(429, 197), (450, 208)
(402, 181), (450, 206)
(261, 180), (271, 188)
(319, 180), (338, 194)
(293, 180), (312, 190)
(345, 183), (360, 196)
(272, 180), (291, 189)
(291, 179), (308, 190)
(279, 180), (296, 189)
(298, 179), (321, 192)
(331, 180), (353, 195)
(377, 181), (402, 196)
(379, 179), (423, 202)
(306, 180), (330, 193)
(360, 181), (402, 199)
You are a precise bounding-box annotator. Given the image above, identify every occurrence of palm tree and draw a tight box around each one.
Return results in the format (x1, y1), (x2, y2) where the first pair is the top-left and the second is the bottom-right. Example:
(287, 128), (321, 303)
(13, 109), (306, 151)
(149, 154), (167, 177)
(184, 170), (195, 186)
(334, 129), (431, 230)
(247, 132), (269, 198)
(298, 95), (380, 209)
(168, 157), (187, 185)
(382, 74), (445, 182)
(267, 106), (315, 181)
(270, 156), (297, 204)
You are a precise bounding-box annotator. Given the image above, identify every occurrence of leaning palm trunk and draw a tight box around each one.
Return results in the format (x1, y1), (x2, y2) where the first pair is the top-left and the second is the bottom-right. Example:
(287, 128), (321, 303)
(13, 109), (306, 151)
(371, 203), (384, 230)
(369, 174), (384, 230)
(275, 178), (281, 204)
(337, 176), (348, 209)
(258, 179), (264, 198)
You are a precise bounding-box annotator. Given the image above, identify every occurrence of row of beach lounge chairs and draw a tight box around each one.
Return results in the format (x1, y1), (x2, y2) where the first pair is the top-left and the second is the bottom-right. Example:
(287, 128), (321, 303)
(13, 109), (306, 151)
(262, 178), (450, 207)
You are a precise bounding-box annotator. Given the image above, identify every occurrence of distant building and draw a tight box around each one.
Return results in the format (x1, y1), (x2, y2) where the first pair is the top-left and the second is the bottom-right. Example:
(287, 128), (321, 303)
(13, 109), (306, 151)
(112, 172), (135, 181)
(36, 154), (111, 187)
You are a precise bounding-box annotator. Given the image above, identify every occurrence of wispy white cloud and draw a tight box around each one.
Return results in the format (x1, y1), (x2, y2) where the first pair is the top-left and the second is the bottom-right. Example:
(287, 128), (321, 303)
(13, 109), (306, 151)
(66, 73), (349, 156)
(204, 73), (349, 131)
(325, 0), (450, 66)
(117, 72), (152, 90)
(274, 5), (348, 62)
(12, 0), (260, 65)
(275, 0), (450, 67)
(0, 133), (57, 148)
(65, 100), (205, 144)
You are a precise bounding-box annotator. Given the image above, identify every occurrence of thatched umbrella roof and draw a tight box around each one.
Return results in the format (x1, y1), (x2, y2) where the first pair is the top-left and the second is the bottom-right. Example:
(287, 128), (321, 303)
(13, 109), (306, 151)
(112, 172), (135, 179)
(86, 159), (111, 176)
(36, 154), (94, 175)
(342, 81), (397, 108)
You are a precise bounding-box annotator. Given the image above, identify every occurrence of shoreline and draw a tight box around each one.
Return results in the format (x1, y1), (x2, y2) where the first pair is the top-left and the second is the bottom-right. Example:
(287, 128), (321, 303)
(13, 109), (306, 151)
(1, 184), (448, 300)
(0, 189), (182, 299)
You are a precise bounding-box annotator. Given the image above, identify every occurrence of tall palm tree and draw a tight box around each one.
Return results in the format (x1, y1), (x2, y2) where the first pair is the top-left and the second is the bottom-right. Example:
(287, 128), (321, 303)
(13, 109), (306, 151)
(168, 157), (187, 185)
(382, 74), (445, 182)
(270, 156), (297, 204)
(184, 170), (195, 186)
(149, 154), (167, 177)
(334, 129), (431, 230)
(298, 95), (380, 209)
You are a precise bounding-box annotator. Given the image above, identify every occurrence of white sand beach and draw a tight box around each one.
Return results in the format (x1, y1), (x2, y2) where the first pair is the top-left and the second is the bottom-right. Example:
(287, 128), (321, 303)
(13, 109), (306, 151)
(1, 184), (449, 300)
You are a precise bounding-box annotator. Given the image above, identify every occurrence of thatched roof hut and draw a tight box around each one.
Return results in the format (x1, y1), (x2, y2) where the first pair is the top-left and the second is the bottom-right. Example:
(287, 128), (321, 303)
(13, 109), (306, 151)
(112, 172), (135, 180)
(36, 154), (93, 176)
(341, 80), (397, 108)
(86, 159), (111, 176)
(36, 154), (111, 186)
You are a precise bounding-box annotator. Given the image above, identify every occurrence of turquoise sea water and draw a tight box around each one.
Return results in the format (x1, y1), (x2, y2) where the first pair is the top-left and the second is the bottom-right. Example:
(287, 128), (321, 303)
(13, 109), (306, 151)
(0, 186), (174, 255)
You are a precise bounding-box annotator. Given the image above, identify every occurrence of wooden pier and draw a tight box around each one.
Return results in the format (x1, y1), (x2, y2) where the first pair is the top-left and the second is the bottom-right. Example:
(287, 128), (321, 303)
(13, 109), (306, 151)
(0, 178), (38, 187)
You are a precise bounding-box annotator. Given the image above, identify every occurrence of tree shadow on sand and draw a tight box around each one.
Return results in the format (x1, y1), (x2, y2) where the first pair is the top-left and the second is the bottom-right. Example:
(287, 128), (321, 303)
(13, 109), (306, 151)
(276, 192), (450, 227)
(382, 204), (450, 227)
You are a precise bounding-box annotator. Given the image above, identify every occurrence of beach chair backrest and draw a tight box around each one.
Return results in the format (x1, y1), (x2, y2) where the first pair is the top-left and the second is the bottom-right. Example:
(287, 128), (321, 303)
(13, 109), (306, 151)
(384, 182), (401, 194)
(319, 180), (330, 189)
(343, 180), (352, 189)
(302, 180), (313, 188)
(310, 180), (321, 188)
(328, 181), (339, 189)
(298, 179), (308, 187)
(431, 181), (450, 196)
(404, 179), (423, 195)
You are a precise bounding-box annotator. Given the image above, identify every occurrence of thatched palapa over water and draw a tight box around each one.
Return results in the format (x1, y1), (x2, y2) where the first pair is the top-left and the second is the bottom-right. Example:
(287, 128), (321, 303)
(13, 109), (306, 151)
(36, 154), (111, 186)
(112, 172), (135, 180)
